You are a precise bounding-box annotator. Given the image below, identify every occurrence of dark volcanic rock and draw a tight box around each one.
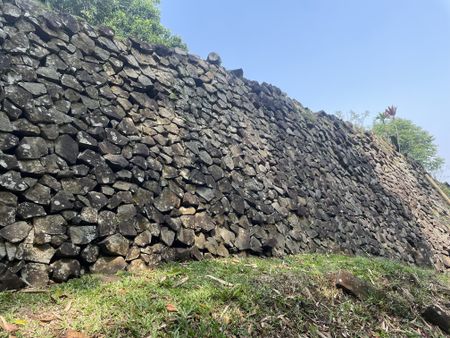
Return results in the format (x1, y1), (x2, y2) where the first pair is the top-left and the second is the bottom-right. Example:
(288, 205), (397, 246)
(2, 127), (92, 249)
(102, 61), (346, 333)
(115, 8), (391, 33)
(99, 233), (130, 256)
(91, 256), (127, 274)
(16, 137), (48, 159)
(207, 52), (222, 65)
(69, 226), (97, 245)
(21, 263), (49, 287)
(23, 183), (51, 205)
(0, 221), (31, 243)
(0, 263), (25, 291)
(23, 244), (56, 264)
(34, 215), (66, 235)
(55, 135), (79, 164)
(334, 270), (374, 300)
(17, 202), (46, 219)
(422, 305), (450, 333)
(51, 259), (81, 282)
(154, 188), (181, 213)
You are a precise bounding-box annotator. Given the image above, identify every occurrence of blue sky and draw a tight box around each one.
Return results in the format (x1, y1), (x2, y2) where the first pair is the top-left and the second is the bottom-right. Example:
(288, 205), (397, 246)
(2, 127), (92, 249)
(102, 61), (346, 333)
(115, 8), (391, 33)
(161, 0), (450, 180)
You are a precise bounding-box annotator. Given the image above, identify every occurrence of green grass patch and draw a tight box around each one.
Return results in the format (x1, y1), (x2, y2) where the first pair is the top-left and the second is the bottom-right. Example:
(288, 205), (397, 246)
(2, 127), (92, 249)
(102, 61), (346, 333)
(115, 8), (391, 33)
(0, 254), (449, 337)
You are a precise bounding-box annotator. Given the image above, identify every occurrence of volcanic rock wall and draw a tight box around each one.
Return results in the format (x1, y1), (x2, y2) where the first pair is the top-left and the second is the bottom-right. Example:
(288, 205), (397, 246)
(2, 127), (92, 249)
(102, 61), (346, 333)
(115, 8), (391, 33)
(0, 0), (449, 289)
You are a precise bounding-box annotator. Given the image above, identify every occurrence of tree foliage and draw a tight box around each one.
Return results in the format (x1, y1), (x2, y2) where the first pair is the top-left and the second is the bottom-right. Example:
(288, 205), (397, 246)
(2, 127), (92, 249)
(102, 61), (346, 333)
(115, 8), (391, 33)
(39, 0), (186, 49)
(335, 110), (370, 130)
(373, 117), (444, 172)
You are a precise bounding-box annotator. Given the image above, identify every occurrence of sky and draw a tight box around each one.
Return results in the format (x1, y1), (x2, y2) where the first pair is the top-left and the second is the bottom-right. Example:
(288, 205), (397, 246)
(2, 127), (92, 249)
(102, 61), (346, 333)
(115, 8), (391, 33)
(161, 0), (450, 180)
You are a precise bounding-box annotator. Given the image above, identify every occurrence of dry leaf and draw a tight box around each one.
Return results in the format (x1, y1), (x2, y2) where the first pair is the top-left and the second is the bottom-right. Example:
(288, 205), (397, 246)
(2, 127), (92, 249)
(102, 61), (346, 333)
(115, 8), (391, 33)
(173, 276), (189, 287)
(65, 329), (89, 338)
(166, 303), (178, 312)
(38, 314), (57, 323)
(0, 315), (18, 333)
(12, 319), (27, 326)
(64, 300), (73, 312)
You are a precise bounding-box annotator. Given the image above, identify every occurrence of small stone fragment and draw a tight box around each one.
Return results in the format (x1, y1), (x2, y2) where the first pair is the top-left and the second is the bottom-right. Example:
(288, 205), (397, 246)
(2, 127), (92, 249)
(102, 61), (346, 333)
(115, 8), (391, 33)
(207, 52), (222, 65)
(422, 305), (450, 333)
(91, 256), (127, 274)
(334, 270), (374, 300)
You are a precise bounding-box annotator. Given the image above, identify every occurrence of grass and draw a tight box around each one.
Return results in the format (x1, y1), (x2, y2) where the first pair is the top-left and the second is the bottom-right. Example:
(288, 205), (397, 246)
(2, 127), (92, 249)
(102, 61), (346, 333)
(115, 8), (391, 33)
(437, 180), (450, 199)
(1, 254), (449, 337)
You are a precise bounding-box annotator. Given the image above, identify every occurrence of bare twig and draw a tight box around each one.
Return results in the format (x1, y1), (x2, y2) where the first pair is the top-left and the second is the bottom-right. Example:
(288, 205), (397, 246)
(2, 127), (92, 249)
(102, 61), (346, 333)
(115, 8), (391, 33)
(206, 275), (234, 287)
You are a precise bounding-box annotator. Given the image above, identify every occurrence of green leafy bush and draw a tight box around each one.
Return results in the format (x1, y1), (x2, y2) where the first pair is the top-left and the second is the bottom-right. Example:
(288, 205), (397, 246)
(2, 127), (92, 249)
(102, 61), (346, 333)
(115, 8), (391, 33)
(39, 0), (186, 49)
(373, 117), (444, 172)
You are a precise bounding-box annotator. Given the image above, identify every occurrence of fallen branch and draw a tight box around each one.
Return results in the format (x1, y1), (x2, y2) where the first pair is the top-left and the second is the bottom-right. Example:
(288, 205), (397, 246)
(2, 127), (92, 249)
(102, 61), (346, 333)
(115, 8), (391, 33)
(19, 289), (49, 294)
(426, 174), (450, 206)
(205, 275), (234, 287)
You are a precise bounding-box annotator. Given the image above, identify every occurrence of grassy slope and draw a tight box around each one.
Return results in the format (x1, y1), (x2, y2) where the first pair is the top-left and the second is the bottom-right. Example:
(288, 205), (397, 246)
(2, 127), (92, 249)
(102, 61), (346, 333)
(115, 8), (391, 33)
(1, 254), (449, 338)
(437, 181), (450, 199)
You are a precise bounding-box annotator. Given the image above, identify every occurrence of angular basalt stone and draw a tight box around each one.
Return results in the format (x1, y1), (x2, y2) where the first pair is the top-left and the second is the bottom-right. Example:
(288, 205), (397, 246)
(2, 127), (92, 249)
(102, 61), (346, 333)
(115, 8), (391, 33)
(104, 154), (129, 170)
(55, 135), (79, 164)
(51, 191), (75, 213)
(0, 112), (13, 132)
(90, 256), (127, 274)
(61, 74), (83, 91)
(58, 242), (80, 257)
(51, 259), (81, 282)
(16, 137), (48, 159)
(235, 228), (251, 250)
(130, 92), (156, 108)
(422, 305), (450, 333)
(2, 3), (22, 22)
(34, 215), (66, 235)
(21, 263), (49, 287)
(0, 171), (28, 192)
(71, 32), (95, 54)
(17, 202), (46, 219)
(177, 228), (195, 246)
(0, 133), (20, 151)
(0, 221), (31, 243)
(99, 234), (130, 256)
(154, 188), (181, 213)
(0, 153), (18, 170)
(18, 82), (47, 96)
(0, 263), (25, 291)
(207, 52), (222, 65)
(160, 227), (175, 246)
(23, 183), (51, 205)
(80, 207), (98, 224)
(135, 230), (152, 247)
(37, 67), (61, 81)
(0, 204), (16, 226)
(97, 210), (118, 237)
(81, 244), (99, 263)
(334, 270), (374, 300)
(69, 226), (97, 245)
(23, 244), (56, 264)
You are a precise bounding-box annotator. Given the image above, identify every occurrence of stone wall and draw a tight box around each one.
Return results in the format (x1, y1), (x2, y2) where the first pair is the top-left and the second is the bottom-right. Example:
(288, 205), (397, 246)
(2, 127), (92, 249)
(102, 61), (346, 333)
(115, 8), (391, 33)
(0, 0), (449, 289)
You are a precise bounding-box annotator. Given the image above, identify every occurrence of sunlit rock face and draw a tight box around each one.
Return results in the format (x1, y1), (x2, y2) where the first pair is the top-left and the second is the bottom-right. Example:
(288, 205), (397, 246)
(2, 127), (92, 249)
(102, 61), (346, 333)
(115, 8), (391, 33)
(0, 0), (449, 289)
